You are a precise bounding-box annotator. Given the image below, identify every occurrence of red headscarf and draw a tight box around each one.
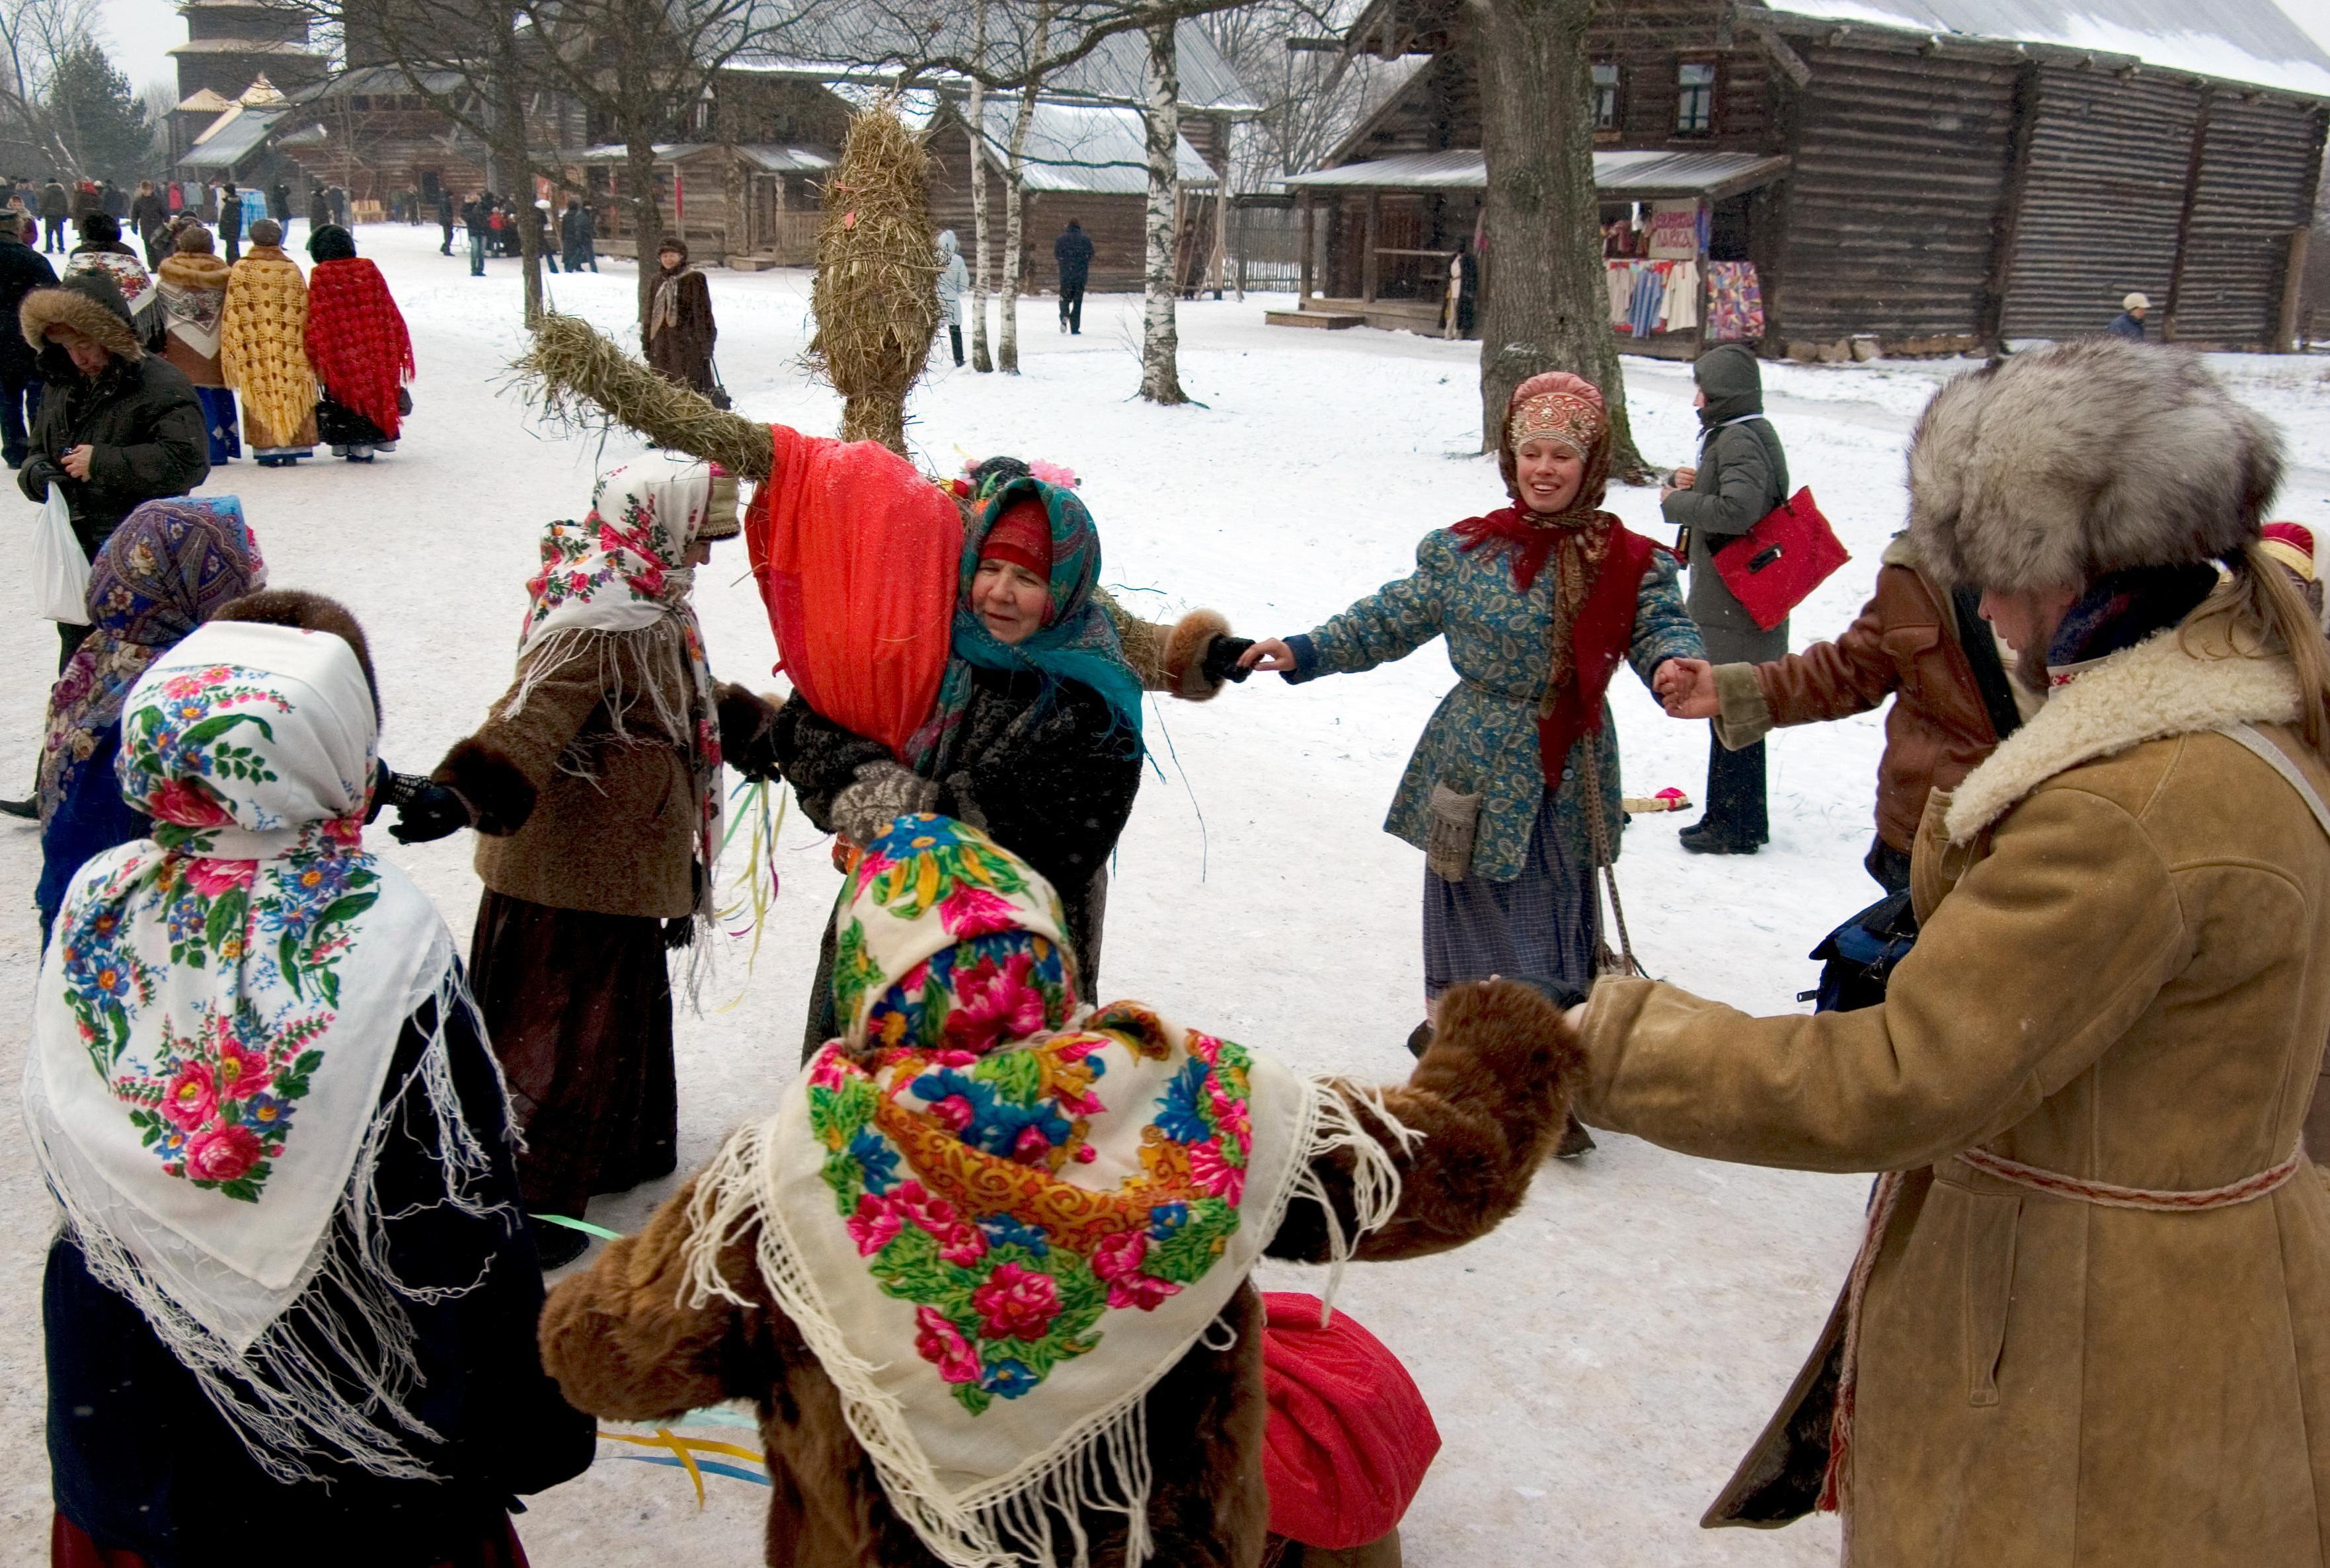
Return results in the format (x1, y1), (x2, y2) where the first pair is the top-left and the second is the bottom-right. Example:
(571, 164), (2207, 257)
(978, 497), (1054, 580)
(1259, 1293), (1440, 1549)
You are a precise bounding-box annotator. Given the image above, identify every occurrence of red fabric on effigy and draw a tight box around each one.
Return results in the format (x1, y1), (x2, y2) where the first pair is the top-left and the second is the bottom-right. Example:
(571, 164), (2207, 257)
(1259, 1290), (1442, 1549)
(305, 257), (414, 439)
(744, 425), (961, 761)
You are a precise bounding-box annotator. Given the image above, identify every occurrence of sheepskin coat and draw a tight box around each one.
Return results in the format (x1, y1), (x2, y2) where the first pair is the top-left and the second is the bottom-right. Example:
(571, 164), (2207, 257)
(1578, 600), (2330, 1565)
(436, 636), (705, 920)
(539, 979), (1577, 1568)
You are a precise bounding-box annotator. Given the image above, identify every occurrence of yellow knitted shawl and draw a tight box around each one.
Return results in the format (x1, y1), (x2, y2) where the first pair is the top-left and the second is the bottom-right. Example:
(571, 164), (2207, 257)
(220, 246), (316, 438)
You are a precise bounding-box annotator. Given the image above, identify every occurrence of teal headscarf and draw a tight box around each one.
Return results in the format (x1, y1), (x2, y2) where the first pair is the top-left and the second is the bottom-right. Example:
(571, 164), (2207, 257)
(906, 476), (1144, 775)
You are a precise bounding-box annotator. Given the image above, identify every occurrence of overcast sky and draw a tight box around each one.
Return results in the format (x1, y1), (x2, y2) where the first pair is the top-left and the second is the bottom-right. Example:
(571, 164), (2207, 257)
(92, 0), (2330, 106)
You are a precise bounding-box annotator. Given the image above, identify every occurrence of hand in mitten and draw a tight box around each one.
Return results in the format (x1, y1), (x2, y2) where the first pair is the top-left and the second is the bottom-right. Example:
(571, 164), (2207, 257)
(385, 773), (473, 844)
(830, 760), (940, 845)
(18, 455), (58, 504)
(717, 682), (783, 781)
(1200, 635), (1256, 686)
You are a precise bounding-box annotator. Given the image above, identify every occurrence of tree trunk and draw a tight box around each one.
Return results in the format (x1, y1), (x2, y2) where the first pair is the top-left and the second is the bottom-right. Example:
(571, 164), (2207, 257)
(1139, 20), (1188, 405)
(625, 134), (663, 329)
(1469, 0), (1644, 475)
(967, 0), (993, 374)
(487, 35), (542, 327)
(998, 78), (1038, 375)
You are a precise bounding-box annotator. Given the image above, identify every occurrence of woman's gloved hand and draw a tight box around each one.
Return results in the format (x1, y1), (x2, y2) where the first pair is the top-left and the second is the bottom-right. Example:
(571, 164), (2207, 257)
(1200, 635), (1256, 686)
(717, 682), (784, 781)
(385, 771), (473, 844)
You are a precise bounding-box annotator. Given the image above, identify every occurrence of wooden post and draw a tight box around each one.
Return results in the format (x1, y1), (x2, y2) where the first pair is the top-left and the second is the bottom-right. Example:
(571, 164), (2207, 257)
(1693, 197), (1709, 360)
(1211, 113), (1229, 300)
(1297, 187), (1313, 305)
(2278, 227), (2310, 352)
(1362, 190), (1379, 303)
(2163, 87), (2212, 342)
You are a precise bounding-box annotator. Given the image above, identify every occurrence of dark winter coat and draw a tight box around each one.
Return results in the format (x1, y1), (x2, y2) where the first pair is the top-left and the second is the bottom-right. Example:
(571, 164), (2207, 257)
(1662, 342), (1789, 662)
(1054, 223), (1094, 288)
(268, 182), (290, 221)
(97, 183), (124, 218)
(308, 188), (330, 230)
(539, 977), (1578, 1568)
(2107, 310), (2146, 341)
(461, 199), (489, 237)
(0, 230), (58, 379)
(560, 202), (594, 260)
(1711, 533), (2027, 856)
(38, 180), (66, 219)
(217, 191), (242, 242)
(767, 668), (1143, 984)
(17, 275), (209, 558)
(36, 721), (143, 938)
(48, 990), (596, 1568)
(128, 192), (168, 237)
(642, 266), (716, 394)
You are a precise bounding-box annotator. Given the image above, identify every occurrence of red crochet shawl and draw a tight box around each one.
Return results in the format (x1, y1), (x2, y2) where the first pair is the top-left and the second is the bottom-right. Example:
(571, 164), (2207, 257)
(304, 258), (412, 439)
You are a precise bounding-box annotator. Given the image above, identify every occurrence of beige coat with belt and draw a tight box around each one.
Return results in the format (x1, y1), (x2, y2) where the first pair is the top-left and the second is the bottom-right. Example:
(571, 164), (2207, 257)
(1576, 605), (2330, 1565)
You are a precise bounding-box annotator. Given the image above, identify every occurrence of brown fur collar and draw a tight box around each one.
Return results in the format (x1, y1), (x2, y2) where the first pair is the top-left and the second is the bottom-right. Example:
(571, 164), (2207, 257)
(19, 282), (139, 358)
(157, 251), (231, 292)
(433, 736), (537, 836)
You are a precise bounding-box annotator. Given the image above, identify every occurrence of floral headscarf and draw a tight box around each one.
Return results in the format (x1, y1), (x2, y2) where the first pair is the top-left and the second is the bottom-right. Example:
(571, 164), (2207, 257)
(516, 452), (723, 921)
(683, 814), (1378, 1568)
(30, 619), (483, 1481)
(39, 498), (263, 824)
(906, 476), (1144, 775)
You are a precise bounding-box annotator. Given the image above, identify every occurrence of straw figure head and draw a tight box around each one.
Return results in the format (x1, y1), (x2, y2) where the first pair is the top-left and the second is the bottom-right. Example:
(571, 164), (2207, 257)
(810, 98), (941, 456)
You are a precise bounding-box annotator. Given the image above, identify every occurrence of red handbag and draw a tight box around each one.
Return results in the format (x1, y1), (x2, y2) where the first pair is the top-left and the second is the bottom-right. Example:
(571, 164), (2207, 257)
(1712, 487), (1849, 631)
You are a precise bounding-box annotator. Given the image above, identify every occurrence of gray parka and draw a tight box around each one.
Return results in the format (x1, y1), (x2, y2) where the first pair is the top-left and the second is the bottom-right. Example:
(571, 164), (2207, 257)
(1662, 343), (1789, 662)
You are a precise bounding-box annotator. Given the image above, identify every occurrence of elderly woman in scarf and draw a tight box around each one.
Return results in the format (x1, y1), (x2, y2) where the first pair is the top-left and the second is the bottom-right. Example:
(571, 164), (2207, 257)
(303, 224), (413, 463)
(1241, 375), (1703, 1118)
(153, 223), (239, 464)
(642, 235), (715, 395)
(63, 212), (157, 341)
(219, 217), (316, 465)
(541, 813), (1580, 1568)
(32, 603), (590, 1568)
(34, 496), (261, 937)
(419, 451), (754, 1267)
(741, 465), (1148, 1057)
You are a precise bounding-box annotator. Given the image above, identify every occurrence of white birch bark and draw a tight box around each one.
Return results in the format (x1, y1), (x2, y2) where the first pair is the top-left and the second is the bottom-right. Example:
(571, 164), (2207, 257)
(1139, 19), (1188, 405)
(967, 0), (993, 373)
(997, 70), (1038, 374)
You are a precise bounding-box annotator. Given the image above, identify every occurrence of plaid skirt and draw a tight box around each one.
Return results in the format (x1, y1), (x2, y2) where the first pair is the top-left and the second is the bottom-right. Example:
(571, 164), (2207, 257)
(1422, 789), (1598, 1001)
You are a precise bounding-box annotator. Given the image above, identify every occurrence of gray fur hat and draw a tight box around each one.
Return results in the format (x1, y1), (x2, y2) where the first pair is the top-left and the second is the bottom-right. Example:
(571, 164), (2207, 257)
(1904, 338), (2282, 592)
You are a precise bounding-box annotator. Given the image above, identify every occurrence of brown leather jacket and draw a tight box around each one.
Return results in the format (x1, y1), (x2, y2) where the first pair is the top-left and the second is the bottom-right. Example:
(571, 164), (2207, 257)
(1712, 535), (2024, 853)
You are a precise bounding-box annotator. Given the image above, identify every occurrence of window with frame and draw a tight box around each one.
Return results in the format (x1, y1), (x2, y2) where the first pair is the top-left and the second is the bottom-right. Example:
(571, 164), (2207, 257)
(1592, 63), (1621, 133)
(1676, 60), (1716, 134)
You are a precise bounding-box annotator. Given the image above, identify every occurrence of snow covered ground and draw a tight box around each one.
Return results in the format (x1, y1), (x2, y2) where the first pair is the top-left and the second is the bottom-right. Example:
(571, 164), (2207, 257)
(0, 221), (2324, 1566)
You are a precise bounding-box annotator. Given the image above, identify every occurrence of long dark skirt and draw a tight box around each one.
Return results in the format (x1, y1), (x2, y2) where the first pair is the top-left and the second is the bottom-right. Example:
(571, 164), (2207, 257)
(469, 890), (676, 1216)
(193, 385), (239, 464)
(1422, 789), (1598, 1003)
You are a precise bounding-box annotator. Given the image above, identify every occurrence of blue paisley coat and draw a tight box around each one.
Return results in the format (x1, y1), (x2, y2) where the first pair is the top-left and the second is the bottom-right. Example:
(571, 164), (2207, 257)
(1286, 526), (1703, 882)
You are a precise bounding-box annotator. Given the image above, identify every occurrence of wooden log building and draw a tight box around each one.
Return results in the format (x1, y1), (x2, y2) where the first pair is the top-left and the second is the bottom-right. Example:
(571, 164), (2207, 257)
(1280, 0), (2330, 355)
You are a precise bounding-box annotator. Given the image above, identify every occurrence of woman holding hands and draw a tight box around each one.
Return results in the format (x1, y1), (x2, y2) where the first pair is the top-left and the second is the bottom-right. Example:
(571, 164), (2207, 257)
(1241, 373), (1702, 1113)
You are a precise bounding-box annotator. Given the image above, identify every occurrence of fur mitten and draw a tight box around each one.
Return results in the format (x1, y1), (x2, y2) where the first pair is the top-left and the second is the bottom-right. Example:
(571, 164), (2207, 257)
(717, 682), (783, 781)
(431, 737), (537, 836)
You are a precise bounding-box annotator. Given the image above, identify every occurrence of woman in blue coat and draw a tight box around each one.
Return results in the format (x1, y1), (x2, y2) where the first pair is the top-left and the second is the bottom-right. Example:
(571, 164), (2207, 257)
(1244, 373), (1702, 1099)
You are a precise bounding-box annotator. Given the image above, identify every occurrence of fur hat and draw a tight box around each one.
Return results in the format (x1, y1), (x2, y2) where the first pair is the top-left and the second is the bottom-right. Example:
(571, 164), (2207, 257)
(247, 217), (282, 247)
(1903, 338), (2281, 592)
(174, 223), (214, 256)
(20, 271), (140, 359)
(209, 588), (380, 715)
(656, 234), (687, 263)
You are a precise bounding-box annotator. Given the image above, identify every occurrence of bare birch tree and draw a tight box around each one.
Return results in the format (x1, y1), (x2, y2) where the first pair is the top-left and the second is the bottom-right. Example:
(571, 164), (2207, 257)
(1137, 17), (1184, 403)
(994, 0), (1051, 375)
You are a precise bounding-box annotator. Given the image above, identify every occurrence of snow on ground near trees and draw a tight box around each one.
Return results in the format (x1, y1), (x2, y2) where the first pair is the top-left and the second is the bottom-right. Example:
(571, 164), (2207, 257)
(1, 221), (2325, 1566)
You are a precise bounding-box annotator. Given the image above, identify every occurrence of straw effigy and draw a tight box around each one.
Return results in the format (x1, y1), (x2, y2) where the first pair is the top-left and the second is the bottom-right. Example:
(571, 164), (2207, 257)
(513, 97), (939, 465)
(808, 98), (941, 454)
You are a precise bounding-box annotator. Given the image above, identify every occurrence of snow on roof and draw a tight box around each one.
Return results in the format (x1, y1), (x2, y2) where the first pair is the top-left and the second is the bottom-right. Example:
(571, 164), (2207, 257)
(1762, 0), (2330, 96)
(1289, 147), (1791, 198)
(178, 104), (288, 169)
(174, 88), (232, 114)
(961, 100), (1216, 193)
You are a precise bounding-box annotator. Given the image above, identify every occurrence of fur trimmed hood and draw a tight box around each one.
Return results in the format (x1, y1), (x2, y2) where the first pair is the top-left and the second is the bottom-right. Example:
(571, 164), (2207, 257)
(1905, 339), (2281, 592)
(20, 272), (141, 359)
(1943, 604), (2302, 843)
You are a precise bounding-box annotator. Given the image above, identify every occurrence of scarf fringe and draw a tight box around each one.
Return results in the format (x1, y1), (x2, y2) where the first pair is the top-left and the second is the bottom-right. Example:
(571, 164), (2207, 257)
(678, 1072), (1415, 1568)
(27, 960), (516, 1484)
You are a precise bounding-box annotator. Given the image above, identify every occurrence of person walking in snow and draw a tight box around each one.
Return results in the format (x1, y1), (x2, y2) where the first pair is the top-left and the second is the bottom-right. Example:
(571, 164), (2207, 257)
(63, 214), (157, 343)
(128, 180), (169, 269)
(559, 194), (596, 272)
(216, 180), (242, 264)
(303, 224), (412, 462)
(642, 236), (715, 395)
(219, 217), (316, 465)
(437, 187), (454, 255)
(38, 176), (67, 253)
(1569, 337), (2330, 1567)
(0, 209), (56, 469)
(305, 184), (330, 233)
(539, 812), (1580, 1568)
(153, 223), (239, 465)
(2108, 290), (2149, 340)
(460, 192), (488, 276)
(935, 227), (968, 366)
(1053, 217), (1092, 334)
(32, 600), (594, 1567)
(1241, 372), (1702, 1152)
(1661, 342), (1789, 855)
(413, 454), (752, 1268)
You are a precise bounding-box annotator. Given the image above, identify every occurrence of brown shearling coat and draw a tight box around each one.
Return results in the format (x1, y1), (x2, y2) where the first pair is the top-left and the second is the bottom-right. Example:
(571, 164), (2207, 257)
(1576, 608), (2330, 1565)
(437, 634), (701, 920)
(539, 979), (1578, 1567)
(1711, 535), (2023, 854)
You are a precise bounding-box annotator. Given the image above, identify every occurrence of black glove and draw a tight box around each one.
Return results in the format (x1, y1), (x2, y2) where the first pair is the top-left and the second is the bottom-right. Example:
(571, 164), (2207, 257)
(385, 774), (473, 844)
(18, 455), (58, 504)
(364, 758), (393, 823)
(717, 682), (783, 781)
(1200, 635), (1255, 687)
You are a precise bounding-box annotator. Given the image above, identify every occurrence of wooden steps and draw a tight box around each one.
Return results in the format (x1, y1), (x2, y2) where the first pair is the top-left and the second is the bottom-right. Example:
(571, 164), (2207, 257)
(1266, 308), (1363, 329)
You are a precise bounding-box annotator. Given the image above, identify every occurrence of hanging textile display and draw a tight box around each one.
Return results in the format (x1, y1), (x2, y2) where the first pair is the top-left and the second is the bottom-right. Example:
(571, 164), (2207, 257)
(1706, 261), (1765, 342)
